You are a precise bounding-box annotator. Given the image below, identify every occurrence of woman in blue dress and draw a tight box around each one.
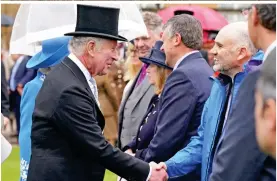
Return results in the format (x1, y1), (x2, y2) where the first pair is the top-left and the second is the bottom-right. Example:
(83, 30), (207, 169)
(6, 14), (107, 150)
(122, 40), (172, 160)
(19, 36), (71, 181)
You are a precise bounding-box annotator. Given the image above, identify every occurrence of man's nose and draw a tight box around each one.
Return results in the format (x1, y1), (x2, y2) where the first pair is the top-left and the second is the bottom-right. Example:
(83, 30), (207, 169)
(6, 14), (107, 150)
(210, 47), (217, 56)
(112, 51), (119, 61)
(137, 39), (144, 48)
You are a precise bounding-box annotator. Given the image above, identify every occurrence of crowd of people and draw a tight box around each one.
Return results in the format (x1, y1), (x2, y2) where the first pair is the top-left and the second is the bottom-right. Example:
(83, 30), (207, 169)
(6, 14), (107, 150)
(1, 3), (276, 181)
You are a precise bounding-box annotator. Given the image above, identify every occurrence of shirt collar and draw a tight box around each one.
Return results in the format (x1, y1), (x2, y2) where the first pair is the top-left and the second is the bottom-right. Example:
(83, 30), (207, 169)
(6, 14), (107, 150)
(263, 40), (276, 62)
(173, 51), (199, 70)
(68, 53), (92, 82)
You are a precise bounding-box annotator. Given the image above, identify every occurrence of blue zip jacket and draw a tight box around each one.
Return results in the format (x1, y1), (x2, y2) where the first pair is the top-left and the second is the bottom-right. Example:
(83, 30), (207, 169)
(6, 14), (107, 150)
(165, 70), (250, 181)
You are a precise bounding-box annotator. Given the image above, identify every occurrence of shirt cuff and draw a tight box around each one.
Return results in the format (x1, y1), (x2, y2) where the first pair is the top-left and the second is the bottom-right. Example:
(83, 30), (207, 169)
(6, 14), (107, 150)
(146, 164), (152, 181)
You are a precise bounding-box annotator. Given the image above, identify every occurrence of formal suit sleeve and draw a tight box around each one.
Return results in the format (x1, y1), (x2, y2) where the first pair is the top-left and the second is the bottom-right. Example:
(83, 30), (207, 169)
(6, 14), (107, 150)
(18, 68), (36, 86)
(18, 56), (35, 86)
(209, 71), (268, 181)
(143, 71), (198, 163)
(165, 97), (210, 178)
(1, 62), (10, 117)
(54, 86), (149, 181)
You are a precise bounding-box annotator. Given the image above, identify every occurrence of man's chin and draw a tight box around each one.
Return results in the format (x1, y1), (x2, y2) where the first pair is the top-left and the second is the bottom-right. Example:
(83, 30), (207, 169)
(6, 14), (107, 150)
(213, 64), (221, 72)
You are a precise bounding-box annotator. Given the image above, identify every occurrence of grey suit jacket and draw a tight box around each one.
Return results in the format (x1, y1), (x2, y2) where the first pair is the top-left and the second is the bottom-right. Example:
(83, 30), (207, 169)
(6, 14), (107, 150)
(118, 68), (154, 149)
(209, 47), (276, 181)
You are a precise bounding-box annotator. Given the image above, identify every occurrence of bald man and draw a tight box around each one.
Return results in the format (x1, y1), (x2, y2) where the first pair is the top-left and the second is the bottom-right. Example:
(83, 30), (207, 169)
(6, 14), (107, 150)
(156, 22), (258, 181)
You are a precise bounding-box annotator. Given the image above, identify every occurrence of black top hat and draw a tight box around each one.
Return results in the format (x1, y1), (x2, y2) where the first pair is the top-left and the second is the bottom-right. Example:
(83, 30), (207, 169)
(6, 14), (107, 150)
(65, 5), (127, 42)
(139, 41), (173, 70)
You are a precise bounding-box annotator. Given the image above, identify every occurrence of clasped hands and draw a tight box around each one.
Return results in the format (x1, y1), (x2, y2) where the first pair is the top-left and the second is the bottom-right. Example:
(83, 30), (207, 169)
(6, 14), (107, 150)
(125, 149), (168, 181)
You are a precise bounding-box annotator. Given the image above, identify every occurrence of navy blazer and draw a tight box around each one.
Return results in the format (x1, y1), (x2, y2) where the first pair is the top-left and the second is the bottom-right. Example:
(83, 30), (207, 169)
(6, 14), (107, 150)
(141, 52), (213, 164)
(11, 56), (36, 88)
(123, 94), (160, 160)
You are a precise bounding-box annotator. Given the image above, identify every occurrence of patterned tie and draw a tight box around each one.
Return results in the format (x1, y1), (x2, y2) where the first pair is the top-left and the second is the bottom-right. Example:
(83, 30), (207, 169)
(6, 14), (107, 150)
(135, 64), (148, 87)
(89, 77), (100, 107)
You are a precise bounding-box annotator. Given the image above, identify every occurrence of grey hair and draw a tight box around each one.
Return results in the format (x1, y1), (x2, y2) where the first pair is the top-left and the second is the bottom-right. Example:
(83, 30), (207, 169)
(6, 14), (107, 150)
(228, 22), (257, 55)
(163, 14), (203, 50)
(257, 57), (276, 101)
(68, 36), (104, 56)
(142, 11), (163, 35)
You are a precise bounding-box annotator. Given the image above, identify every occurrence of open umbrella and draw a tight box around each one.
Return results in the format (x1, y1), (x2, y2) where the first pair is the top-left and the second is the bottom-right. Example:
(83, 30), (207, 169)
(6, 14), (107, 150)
(9, 5), (42, 56)
(157, 5), (228, 31)
(10, 3), (148, 56)
(1, 14), (14, 27)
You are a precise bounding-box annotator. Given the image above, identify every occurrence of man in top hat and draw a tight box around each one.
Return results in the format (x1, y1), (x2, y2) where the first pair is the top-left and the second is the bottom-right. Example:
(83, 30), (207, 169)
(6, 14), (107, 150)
(27, 5), (167, 181)
(19, 36), (71, 181)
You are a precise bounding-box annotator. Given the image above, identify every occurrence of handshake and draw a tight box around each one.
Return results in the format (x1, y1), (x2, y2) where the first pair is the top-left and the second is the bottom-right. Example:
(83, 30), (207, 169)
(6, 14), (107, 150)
(149, 162), (168, 181)
(124, 149), (168, 181)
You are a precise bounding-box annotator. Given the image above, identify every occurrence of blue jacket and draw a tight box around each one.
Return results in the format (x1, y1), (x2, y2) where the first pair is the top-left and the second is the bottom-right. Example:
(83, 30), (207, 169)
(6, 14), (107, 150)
(19, 71), (45, 181)
(166, 70), (249, 181)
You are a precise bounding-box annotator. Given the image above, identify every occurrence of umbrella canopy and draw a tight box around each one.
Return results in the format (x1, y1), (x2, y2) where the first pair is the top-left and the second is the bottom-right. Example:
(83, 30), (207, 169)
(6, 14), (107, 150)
(9, 5), (42, 56)
(157, 5), (228, 31)
(10, 3), (148, 56)
(1, 14), (14, 27)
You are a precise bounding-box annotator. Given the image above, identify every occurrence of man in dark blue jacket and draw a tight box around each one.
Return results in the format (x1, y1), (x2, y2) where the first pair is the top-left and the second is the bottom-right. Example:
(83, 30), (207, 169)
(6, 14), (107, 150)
(142, 14), (213, 181)
(9, 54), (36, 134)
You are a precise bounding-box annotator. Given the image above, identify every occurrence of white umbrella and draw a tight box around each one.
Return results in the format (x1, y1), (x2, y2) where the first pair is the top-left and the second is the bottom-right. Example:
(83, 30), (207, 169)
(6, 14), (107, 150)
(9, 4), (42, 56)
(10, 3), (148, 55)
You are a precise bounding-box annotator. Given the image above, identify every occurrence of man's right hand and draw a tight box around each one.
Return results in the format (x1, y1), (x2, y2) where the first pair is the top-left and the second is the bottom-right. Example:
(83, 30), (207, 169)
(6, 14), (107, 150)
(149, 162), (168, 181)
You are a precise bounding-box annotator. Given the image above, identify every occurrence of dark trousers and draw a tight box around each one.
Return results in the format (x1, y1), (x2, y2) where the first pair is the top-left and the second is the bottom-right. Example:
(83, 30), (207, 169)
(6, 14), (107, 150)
(9, 90), (21, 134)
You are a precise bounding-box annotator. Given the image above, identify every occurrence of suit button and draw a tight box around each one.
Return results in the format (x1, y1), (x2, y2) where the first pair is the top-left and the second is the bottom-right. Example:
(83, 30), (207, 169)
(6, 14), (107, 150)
(138, 138), (141, 141)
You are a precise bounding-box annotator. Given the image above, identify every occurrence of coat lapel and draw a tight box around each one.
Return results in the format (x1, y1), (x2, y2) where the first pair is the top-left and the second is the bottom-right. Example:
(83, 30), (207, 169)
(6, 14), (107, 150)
(61, 57), (105, 128)
(62, 57), (96, 103)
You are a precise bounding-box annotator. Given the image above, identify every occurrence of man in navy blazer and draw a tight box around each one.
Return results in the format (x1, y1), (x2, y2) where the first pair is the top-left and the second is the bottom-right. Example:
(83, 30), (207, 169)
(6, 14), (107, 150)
(141, 14), (213, 180)
(209, 4), (276, 181)
(9, 54), (36, 134)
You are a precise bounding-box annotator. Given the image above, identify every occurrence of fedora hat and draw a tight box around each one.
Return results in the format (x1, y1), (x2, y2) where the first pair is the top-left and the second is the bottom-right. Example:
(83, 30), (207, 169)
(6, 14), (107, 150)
(65, 5), (127, 42)
(139, 41), (173, 70)
(26, 36), (71, 69)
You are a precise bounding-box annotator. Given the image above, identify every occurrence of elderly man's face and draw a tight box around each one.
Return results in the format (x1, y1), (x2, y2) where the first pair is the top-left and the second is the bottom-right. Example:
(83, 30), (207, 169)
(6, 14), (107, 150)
(86, 39), (118, 76)
(255, 90), (276, 158)
(210, 32), (241, 74)
(134, 29), (160, 57)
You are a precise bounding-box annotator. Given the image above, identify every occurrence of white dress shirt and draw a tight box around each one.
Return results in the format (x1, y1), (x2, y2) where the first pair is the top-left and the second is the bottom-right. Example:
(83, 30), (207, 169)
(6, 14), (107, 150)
(263, 40), (276, 62)
(68, 53), (100, 107)
(173, 51), (199, 70)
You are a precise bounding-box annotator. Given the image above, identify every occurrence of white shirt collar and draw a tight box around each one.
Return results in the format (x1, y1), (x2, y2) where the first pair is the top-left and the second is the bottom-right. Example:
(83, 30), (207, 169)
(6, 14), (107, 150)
(68, 53), (92, 82)
(173, 51), (199, 70)
(263, 40), (276, 62)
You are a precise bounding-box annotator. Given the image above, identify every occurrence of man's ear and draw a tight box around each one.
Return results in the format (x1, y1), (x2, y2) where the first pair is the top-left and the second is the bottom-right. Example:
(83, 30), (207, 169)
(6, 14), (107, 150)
(237, 47), (248, 64)
(251, 6), (260, 26)
(87, 41), (96, 57)
(173, 33), (182, 46)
